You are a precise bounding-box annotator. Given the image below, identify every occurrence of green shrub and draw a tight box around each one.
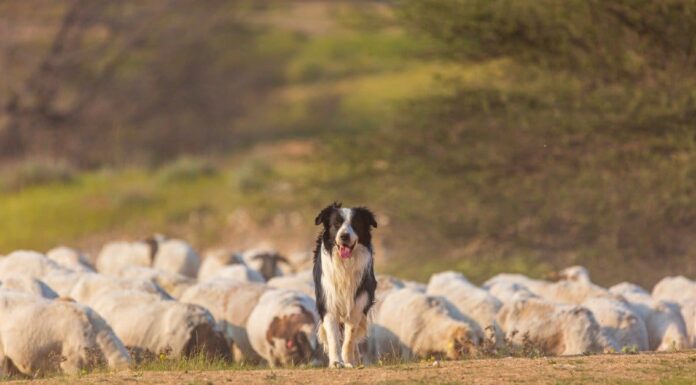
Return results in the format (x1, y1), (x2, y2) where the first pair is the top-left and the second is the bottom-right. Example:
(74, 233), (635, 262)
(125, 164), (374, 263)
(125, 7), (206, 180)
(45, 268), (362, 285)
(233, 159), (277, 193)
(1, 159), (76, 192)
(157, 157), (217, 184)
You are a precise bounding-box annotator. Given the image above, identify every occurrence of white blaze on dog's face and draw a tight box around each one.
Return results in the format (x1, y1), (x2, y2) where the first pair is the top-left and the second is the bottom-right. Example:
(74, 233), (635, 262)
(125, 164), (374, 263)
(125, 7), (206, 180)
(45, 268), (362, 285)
(335, 208), (358, 259)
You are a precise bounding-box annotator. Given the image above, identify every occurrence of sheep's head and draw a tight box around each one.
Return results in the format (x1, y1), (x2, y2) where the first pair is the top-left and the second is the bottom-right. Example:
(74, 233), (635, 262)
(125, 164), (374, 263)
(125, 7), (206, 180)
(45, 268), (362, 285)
(251, 251), (289, 281)
(142, 233), (166, 264)
(548, 266), (590, 283)
(266, 308), (317, 366)
(445, 325), (478, 360)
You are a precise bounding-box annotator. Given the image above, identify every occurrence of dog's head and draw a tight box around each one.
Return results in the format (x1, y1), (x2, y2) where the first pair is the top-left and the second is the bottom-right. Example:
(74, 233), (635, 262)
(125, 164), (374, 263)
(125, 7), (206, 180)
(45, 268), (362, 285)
(314, 202), (377, 259)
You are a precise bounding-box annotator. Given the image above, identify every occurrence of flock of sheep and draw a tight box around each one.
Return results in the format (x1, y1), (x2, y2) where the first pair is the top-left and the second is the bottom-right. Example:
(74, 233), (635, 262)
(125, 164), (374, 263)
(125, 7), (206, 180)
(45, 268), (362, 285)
(0, 234), (695, 377)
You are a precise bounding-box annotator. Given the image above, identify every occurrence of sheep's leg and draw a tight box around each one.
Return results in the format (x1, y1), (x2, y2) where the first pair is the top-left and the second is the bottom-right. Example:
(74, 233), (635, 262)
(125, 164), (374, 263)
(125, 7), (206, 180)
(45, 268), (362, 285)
(342, 293), (368, 368)
(322, 313), (343, 368)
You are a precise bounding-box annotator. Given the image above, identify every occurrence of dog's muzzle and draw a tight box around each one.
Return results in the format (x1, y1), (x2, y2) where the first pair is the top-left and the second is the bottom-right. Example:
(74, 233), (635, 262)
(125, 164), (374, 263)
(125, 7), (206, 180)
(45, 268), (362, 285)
(338, 243), (354, 259)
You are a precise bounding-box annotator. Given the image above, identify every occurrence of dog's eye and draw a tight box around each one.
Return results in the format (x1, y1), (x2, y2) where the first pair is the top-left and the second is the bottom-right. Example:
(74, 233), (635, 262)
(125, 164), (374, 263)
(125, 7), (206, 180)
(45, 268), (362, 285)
(333, 217), (344, 227)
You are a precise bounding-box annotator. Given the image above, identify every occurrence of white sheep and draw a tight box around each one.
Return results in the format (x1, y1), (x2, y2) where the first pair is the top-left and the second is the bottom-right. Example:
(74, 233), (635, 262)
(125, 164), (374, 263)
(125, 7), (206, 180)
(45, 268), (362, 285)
(46, 246), (95, 272)
(580, 296), (649, 352)
(533, 280), (618, 305)
(368, 288), (483, 362)
(485, 281), (537, 306)
(41, 271), (169, 303)
(0, 250), (70, 279)
(246, 289), (320, 367)
(0, 276), (58, 299)
(550, 265), (591, 283)
(180, 280), (269, 364)
(610, 282), (650, 297)
(483, 271), (615, 306)
(293, 269), (314, 282)
(611, 282), (691, 350)
(374, 275), (427, 300)
(652, 276), (696, 348)
(267, 275), (315, 298)
(491, 269), (648, 352)
(402, 280), (427, 293)
(678, 300), (696, 348)
(0, 291), (130, 376)
(242, 248), (289, 281)
(426, 271), (504, 345)
(152, 238), (201, 278)
(204, 264), (265, 283)
(376, 274), (404, 290)
(482, 273), (550, 294)
(286, 251), (314, 273)
(198, 248), (244, 281)
(40, 270), (87, 297)
(496, 296), (616, 355)
(96, 240), (155, 276)
(87, 290), (231, 362)
(652, 276), (696, 305)
(115, 266), (194, 299)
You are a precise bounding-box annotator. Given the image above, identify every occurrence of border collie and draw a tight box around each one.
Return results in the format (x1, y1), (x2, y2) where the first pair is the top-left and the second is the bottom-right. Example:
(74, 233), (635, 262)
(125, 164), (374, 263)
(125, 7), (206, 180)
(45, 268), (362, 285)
(313, 202), (377, 368)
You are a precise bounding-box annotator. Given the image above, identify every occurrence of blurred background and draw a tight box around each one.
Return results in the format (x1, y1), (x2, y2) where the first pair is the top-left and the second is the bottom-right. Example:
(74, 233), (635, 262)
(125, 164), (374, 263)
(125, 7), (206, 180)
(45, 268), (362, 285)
(1, 0), (694, 287)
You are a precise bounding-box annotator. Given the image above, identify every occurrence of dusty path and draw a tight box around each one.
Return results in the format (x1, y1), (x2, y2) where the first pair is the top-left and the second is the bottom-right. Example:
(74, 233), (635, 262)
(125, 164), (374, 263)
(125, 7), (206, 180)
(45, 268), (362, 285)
(9, 351), (696, 385)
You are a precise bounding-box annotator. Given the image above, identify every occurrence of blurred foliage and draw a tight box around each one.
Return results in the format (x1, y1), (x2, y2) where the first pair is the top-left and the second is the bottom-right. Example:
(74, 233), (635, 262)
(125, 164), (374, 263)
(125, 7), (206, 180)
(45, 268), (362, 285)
(156, 157), (217, 184)
(0, 158), (76, 192)
(398, 0), (696, 80)
(0, 0), (288, 166)
(367, 0), (696, 284)
(1, 1), (695, 286)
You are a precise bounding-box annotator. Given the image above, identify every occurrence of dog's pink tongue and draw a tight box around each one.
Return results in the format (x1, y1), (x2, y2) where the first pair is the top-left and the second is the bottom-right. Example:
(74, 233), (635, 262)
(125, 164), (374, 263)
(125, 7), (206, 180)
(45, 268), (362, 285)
(339, 245), (352, 259)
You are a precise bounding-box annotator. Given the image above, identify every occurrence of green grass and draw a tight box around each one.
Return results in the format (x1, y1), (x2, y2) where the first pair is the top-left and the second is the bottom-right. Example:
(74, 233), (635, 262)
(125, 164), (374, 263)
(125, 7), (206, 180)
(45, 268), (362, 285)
(0, 167), (230, 252)
(156, 157), (218, 184)
(284, 31), (430, 83)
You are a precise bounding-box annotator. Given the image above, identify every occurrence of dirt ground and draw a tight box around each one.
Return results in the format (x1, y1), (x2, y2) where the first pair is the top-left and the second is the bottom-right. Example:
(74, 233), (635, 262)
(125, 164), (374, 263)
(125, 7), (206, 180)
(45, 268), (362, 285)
(8, 351), (696, 385)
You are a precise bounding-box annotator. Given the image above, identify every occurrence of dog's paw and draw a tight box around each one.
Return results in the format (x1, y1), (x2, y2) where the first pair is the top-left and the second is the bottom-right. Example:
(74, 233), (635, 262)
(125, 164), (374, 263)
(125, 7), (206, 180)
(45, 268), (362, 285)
(330, 361), (345, 369)
(344, 362), (356, 369)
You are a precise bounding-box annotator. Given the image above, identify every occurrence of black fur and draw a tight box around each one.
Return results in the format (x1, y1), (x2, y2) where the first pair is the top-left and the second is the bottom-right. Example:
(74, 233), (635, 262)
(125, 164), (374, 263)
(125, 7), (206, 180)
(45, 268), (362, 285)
(352, 207), (377, 250)
(313, 231), (327, 320)
(312, 203), (378, 320)
(356, 259), (377, 316)
(314, 201), (341, 226)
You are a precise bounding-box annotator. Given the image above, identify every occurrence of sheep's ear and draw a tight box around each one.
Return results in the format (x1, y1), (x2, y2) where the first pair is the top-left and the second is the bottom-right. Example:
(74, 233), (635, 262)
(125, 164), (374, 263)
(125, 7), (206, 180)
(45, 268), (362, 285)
(314, 202), (341, 226)
(354, 207), (377, 228)
(142, 235), (160, 262)
(273, 254), (290, 265)
(251, 253), (269, 261)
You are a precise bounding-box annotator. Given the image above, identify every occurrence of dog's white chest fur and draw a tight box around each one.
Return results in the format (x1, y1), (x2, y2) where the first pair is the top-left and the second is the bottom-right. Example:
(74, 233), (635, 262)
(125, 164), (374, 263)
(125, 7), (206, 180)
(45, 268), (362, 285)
(320, 243), (371, 322)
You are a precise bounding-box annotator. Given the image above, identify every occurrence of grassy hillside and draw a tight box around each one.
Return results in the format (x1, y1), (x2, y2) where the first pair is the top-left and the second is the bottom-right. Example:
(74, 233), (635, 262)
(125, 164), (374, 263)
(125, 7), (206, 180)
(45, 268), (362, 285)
(1, 1), (695, 288)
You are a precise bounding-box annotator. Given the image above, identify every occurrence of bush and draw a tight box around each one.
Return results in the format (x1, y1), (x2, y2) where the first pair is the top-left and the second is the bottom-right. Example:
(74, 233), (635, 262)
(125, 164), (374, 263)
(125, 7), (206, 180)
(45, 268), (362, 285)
(156, 157), (217, 183)
(233, 159), (276, 193)
(1, 159), (76, 192)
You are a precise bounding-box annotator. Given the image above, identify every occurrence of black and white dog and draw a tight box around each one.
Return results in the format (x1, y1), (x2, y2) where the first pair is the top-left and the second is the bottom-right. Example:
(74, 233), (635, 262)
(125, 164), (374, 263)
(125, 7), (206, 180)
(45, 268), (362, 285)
(313, 202), (377, 368)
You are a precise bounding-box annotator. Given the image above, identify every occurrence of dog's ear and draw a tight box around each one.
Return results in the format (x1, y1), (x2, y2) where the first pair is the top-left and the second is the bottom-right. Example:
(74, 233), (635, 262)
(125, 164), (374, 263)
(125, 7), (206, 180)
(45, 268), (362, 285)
(354, 207), (377, 228)
(314, 202), (342, 226)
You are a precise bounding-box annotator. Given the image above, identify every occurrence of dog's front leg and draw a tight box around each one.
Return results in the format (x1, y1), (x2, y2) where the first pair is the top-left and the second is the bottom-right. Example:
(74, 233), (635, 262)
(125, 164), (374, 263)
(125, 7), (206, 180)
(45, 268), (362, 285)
(323, 313), (344, 368)
(342, 293), (368, 368)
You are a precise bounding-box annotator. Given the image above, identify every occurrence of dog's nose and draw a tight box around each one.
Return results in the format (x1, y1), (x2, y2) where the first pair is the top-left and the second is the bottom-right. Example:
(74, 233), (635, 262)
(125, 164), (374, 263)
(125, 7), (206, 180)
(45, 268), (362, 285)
(340, 233), (351, 243)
